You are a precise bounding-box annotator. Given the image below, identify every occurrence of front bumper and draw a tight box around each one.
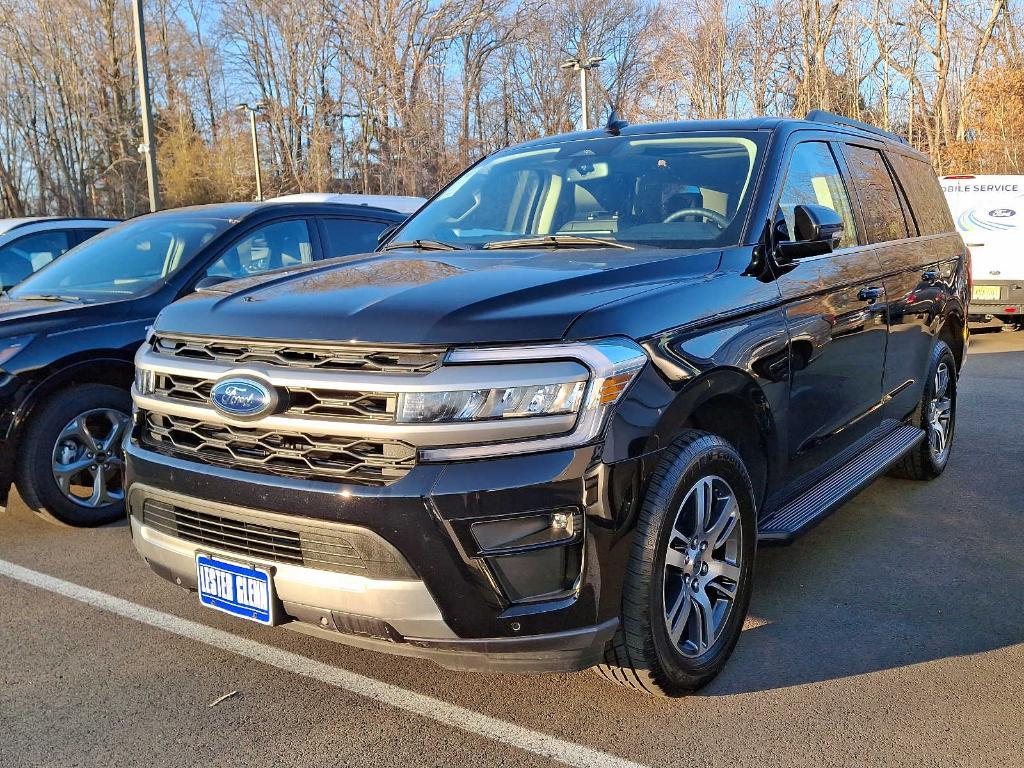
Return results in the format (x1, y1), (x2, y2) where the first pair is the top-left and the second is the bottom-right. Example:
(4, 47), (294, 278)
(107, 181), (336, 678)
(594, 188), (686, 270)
(126, 437), (656, 673)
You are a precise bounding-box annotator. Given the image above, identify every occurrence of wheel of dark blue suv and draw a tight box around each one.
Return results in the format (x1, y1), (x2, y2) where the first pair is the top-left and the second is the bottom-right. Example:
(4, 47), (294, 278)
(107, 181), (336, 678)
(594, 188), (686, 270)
(0, 195), (419, 526)
(121, 111), (968, 696)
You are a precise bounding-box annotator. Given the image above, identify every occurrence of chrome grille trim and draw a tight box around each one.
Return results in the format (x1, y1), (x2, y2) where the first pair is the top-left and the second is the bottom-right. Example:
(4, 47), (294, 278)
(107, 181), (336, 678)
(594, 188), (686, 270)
(139, 412), (416, 485)
(151, 371), (396, 422)
(151, 334), (446, 374)
(140, 498), (417, 579)
(133, 391), (578, 446)
(134, 339), (583, 447)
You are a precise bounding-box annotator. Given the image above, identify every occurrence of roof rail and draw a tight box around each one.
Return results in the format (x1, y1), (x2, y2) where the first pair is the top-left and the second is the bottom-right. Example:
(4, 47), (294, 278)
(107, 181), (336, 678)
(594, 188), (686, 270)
(804, 110), (908, 145)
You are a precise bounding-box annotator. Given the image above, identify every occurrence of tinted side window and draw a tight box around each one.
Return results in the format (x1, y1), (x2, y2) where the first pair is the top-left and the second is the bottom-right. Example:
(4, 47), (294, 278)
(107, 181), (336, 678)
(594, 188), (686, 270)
(0, 230), (72, 288)
(842, 145), (909, 244)
(206, 219), (312, 279)
(321, 217), (392, 258)
(887, 153), (955, 235)
(777, 141), (859, 248)
(75, 228), (109, 244)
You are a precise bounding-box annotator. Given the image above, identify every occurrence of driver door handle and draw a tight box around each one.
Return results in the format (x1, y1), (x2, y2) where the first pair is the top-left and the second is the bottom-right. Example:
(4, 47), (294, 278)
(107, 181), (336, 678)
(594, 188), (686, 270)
(857, 286), (883, 303)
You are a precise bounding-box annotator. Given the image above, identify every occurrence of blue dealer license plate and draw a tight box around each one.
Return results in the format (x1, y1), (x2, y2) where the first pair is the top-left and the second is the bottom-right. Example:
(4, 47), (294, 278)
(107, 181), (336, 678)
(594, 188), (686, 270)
(196, 554), (275, 625)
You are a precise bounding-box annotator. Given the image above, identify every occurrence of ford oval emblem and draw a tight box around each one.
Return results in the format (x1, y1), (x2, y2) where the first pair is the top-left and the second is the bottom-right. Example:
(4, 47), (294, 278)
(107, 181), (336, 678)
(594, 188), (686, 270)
(989, 208), (1017, 218)
(210, 377), (276, 420)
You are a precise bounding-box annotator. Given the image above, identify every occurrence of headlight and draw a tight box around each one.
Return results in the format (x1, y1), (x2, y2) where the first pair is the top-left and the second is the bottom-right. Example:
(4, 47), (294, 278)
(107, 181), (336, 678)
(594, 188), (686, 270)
(419, 338), (647, 461)
(134, 367), (154, 395)
(397, 381), (585, 423)
(0, 334), (35, 367)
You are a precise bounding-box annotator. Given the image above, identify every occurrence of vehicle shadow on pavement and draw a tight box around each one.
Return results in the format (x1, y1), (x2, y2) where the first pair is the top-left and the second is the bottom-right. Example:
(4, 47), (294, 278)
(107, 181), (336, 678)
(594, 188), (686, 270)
(704, 344), (1024, 695)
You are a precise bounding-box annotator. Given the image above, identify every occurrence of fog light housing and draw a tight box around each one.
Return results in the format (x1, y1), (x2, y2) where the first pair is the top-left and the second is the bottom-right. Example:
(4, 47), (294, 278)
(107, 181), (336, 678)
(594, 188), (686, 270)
(471, 510), (584, 604)
(471, 510), (582, 553)
(490, 545), (583, 603)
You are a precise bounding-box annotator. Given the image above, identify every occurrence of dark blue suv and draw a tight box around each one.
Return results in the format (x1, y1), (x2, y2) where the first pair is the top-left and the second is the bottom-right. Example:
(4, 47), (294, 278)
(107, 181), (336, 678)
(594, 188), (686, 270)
(0, 199), (412, 526)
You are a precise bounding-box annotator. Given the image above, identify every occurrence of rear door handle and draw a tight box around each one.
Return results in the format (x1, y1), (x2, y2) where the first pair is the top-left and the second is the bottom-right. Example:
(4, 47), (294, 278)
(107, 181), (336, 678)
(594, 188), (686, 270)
(858, 286), (883, 303)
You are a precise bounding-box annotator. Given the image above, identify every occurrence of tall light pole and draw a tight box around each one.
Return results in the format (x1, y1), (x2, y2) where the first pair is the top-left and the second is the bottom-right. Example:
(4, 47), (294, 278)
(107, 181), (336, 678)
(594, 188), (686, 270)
(561, 55), (605, 130)
(131, 0), (160, 212)
(238, 102), (266, 201)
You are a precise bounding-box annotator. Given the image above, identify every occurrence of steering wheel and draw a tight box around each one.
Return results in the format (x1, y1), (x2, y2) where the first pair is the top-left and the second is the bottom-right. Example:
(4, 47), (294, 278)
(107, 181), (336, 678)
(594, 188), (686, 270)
(663, 207), (730, 228)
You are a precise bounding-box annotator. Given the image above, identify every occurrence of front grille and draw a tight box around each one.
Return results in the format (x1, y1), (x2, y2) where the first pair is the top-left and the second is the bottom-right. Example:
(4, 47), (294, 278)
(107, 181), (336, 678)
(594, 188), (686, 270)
(141, 499), (416, 578)
(140, 412), (416, 485)
(151, 334), (445, 374)
(152, 372), (396, 421)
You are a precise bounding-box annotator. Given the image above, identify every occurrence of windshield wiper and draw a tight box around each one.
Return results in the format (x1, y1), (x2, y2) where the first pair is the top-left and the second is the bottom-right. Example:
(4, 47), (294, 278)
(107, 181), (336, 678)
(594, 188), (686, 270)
(483, 235), (633, 251)
(15, 293), (82, 303)
(381, 239), (461, 252)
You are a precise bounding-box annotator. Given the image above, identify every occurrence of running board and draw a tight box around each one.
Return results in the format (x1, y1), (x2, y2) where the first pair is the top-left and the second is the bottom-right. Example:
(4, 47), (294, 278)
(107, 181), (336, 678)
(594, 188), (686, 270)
(758, 424), (925, 545)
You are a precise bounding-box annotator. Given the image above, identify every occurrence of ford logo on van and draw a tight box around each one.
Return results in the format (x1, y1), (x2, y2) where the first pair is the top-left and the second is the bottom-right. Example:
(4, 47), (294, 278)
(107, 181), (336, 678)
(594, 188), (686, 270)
(989, 208), (1017, 218)
(210, 378), (276, 420)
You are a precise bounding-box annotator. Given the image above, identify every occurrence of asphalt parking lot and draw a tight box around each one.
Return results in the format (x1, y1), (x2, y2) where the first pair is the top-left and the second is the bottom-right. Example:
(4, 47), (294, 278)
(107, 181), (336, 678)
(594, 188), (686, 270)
(1, 330), (1021, 768)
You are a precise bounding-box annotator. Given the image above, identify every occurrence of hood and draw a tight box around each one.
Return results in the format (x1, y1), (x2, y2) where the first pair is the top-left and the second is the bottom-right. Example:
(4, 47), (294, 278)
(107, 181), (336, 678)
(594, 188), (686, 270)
(0, 296), (130, 335)
(155, 248), (721, 345)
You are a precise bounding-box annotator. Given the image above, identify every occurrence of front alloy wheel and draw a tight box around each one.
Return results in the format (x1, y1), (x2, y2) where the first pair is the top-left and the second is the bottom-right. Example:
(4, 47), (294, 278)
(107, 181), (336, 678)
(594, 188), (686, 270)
(51, 408), (128, 509)
(663, 475), (743, 657)
(16, 383), (132, 527)
(596, 430), (756, 697)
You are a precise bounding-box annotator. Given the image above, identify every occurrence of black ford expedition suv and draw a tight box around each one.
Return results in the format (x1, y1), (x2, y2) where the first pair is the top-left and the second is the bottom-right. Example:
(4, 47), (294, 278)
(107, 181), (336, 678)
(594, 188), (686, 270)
(126, 112), (967, 696)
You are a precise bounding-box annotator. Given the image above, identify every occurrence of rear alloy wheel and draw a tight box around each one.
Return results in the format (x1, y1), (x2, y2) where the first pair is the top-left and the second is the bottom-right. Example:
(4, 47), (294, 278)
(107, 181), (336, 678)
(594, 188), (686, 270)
(926, 361), (953, 464)
(596, 430), (756, 697)
(889, 340), (957, 481)
(16, 384), (131, 526)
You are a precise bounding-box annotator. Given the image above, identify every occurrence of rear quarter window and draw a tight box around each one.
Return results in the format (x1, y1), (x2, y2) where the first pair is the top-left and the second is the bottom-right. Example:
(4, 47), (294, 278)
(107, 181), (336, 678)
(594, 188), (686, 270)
(888, 153), (956, 235)
(842, 144), (909, 244)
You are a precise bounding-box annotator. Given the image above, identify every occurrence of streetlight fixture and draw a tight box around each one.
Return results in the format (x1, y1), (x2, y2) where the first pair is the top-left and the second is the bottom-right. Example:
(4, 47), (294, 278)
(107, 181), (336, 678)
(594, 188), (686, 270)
(237, 101), (267, 201)
(561, 55), (605, 130)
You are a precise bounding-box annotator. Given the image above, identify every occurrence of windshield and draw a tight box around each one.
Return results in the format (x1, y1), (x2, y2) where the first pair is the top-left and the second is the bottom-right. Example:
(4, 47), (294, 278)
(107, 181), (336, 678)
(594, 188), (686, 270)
(8, 212), (235, 300)
(393, 132), (766, 250)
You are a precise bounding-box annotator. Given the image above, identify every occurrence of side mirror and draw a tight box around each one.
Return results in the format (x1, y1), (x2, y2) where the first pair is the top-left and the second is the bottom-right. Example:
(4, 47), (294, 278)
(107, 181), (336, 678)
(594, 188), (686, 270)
(193, 274), (233, 292)
(776, 204), (844, 261)
(377, 223), (400, 247)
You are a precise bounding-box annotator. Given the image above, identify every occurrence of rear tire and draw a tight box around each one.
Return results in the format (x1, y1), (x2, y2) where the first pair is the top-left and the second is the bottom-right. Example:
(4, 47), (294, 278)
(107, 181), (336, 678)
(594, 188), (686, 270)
(15, 383), (131, 527)
(888, 340), (957, 481)
(595, 430), (756, 697)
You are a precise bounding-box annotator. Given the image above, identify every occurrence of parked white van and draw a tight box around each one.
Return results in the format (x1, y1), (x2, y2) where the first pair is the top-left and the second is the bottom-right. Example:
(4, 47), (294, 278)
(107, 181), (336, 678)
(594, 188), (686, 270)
(941, 174), (1024, 328)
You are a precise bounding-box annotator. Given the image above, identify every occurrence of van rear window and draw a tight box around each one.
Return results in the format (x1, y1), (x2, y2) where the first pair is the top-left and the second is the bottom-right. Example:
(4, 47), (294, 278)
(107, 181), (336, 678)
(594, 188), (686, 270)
(889, 154), (955, 236)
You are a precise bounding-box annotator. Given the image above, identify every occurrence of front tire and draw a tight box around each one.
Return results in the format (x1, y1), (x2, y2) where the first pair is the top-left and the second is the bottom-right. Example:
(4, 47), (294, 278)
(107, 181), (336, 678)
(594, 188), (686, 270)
(15, 383), (131, 527)
(596, 430), (757, 696)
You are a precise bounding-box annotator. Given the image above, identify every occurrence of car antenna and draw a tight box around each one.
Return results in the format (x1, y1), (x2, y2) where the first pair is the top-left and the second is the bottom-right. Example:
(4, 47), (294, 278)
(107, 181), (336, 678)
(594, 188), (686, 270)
(604, 108), (629, 136)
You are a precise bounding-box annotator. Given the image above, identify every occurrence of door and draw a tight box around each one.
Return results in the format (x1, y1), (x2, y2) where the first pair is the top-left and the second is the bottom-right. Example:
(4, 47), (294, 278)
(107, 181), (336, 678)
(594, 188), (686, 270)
(843, 145), (938, 422)
(773, 140), (889, 485)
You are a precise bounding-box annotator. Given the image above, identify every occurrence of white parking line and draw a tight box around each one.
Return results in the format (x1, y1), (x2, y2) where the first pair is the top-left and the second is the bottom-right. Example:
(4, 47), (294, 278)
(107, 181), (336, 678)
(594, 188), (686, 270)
(0, 558), (649, 768)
